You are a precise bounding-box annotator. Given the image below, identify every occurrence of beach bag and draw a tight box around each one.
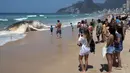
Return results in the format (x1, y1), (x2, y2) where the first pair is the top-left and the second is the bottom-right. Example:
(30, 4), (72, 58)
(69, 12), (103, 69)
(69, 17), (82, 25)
(102, 44), (107, 58)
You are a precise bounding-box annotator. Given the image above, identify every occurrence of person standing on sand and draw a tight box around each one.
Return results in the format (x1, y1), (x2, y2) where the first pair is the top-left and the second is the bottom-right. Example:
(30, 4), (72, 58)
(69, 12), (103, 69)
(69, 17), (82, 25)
(77, 22), (82, 37)
(50, 25), (53, 35)
(70, 23), (74, 31)
(91, 19), (95, 28)
(106, 19), (117, 73)
(84, 19), (88, 27)
(55, 20), (62, 38)
(113, 24), (123, 69)
(77, 20), (85, 37)
(77, 29), (91, 73)
(96, 19), (102, 43)
(88, 22), (95, 54)
(101, 21), (107, 42)
(106, 26), (115, 73)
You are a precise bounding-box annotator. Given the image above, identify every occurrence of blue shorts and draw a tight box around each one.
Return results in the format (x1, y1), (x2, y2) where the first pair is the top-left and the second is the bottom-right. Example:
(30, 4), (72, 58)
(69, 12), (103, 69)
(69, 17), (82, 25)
(107, 46), (115, 54)
(115, 47), (122, 52)
(115, 41), (123, 52)
(115, 45), (123, 52)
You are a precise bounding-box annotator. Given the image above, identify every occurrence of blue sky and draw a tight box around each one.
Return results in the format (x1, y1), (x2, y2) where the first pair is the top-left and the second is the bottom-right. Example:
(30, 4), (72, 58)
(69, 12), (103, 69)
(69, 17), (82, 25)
(0, 0), (105, 13)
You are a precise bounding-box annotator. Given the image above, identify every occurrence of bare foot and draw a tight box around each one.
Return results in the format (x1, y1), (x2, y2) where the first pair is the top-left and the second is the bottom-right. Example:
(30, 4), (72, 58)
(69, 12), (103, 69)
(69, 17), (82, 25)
(115, 67), (122, 70)
(80, 71), (85, 73)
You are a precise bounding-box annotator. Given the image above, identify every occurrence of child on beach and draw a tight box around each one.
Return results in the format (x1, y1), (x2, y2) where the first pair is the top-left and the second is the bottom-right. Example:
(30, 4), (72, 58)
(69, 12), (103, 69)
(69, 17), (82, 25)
(70, 23), (74, 31)
(77, 28), (91, 73)
(50, 25), (53, 35)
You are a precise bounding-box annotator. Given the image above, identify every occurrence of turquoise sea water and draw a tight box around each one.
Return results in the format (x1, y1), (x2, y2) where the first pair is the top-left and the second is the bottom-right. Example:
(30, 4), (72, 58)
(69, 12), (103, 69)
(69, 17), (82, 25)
(0, 13), (102, 29)
(0, 13), (104, 46)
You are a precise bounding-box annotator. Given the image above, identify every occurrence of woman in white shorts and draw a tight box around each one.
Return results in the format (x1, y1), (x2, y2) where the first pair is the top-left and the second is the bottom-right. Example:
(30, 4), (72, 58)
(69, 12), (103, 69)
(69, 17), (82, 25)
(77, 28), (91, 73)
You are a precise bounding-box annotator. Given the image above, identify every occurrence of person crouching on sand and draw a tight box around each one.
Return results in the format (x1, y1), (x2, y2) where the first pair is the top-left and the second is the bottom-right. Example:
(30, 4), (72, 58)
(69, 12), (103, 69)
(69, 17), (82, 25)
(77, 28), (91, 73)
(55, 20), (62, 38)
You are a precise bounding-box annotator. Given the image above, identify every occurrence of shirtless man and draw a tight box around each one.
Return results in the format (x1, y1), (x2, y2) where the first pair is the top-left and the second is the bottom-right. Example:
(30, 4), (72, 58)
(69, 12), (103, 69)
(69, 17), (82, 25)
(56, 20), (62, 38)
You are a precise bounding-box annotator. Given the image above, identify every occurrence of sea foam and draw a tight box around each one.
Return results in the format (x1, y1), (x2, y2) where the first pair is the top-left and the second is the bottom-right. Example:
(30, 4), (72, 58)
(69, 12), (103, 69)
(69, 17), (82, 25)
(0, 20), (49, 46)
(14, 17), (28, 21)
(0, 19), (8, 21)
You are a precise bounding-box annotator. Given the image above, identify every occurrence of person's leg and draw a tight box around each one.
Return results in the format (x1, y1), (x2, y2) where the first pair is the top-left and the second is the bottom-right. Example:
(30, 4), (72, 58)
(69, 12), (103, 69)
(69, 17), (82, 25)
(116, 52), (122, 68)
(97, 35), (100, 42)
(106, 53), (113, 73)
(113, 53), (117, 67)
(72, 27), (74, 31)
(103, 34), (106, 42)
(101, 33), (104, 42)
(79, 55), (85, 73)
(99, 33), (101, 42)
(56, 30), (58, 38)
(59, 30), (62, 38)
(91, 39), (95, 53)
(84, 54), (89, 71)
(51, 30), (53, 35)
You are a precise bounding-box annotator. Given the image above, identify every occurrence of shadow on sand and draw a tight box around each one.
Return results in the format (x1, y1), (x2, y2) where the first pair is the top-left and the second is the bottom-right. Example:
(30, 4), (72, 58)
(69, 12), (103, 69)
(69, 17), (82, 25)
(78, 64), (93, 71)
(100, 64), (108, 72)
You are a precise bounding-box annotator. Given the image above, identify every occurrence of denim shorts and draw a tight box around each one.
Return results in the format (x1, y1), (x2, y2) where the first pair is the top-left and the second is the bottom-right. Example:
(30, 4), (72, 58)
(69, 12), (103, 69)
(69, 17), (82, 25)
(115, 41), (123, 52)
(115, 47), (122, 52)
(107, 46), (115, 54)
(115, 45), (123, 52)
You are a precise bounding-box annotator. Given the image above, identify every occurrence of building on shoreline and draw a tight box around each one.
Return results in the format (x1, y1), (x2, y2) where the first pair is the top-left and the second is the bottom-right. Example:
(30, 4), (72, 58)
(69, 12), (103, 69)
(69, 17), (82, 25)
(127, 0), (130, 11)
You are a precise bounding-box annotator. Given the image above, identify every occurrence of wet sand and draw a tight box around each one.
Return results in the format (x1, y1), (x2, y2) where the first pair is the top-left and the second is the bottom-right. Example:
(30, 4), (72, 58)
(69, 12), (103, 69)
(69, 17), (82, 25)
(0, 26), (130, 73)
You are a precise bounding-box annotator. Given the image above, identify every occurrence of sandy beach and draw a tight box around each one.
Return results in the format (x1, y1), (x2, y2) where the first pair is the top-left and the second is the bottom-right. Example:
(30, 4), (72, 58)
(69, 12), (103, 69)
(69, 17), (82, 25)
(0, 26), (130, 73)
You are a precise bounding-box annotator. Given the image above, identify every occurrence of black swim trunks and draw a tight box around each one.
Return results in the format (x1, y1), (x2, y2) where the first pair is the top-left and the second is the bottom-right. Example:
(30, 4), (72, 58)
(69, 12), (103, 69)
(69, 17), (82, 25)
(56, 29), (61, 34)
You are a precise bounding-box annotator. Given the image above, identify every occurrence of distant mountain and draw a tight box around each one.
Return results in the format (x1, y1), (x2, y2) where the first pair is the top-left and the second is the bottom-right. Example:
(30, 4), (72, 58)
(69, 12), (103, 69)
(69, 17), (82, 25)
(57, 1), (83, 14)
(56, 0), (126, 13)
(80, 0), (101, 13)
(57, 0), (102, 13)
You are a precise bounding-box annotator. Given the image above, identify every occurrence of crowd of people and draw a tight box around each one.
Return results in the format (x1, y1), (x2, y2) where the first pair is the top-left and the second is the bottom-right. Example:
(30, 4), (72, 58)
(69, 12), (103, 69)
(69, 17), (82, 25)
(77, 14), (130, 73)
(49, 15), (130, 73)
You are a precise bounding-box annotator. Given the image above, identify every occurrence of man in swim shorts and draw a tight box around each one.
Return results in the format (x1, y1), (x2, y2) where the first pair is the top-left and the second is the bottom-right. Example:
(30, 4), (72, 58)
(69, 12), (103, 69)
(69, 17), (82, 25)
(56, 20), (62, 38)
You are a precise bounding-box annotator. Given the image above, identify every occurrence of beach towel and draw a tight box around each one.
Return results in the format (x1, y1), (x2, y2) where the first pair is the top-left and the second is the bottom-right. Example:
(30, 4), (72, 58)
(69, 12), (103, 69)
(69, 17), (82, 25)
(102, 44), (107, 58)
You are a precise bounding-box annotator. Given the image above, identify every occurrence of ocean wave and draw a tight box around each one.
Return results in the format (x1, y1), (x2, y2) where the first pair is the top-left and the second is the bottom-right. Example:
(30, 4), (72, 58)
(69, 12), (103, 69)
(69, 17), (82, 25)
(0, 30), (26, 46)
(0, 19), (8, 21)
(14, 17), (28, 21)
(27, 15), (37, 18)
(44, 16), (47, 18)
(39, 15), (45, 17)
(0, 20), (50, 46)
